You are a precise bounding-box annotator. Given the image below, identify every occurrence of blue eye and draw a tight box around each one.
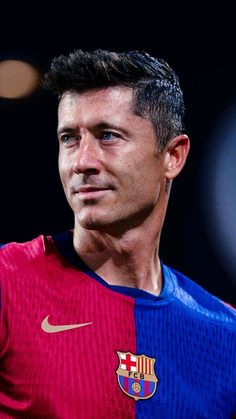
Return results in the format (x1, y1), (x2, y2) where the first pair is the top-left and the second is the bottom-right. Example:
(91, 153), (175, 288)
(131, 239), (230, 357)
(100, 132), (119, 141)
(61, 135), (78, 147)
(101, 132), (114, 140)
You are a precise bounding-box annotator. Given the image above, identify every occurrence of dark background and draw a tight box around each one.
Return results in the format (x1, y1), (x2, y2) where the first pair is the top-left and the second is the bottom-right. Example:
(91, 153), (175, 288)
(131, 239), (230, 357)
(1, 5), (236, 305)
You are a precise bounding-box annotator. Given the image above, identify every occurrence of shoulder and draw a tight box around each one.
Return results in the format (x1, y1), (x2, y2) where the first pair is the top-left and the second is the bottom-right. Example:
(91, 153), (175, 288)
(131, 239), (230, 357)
(0, 235), (53, 275)
(165, 265), (236, 327)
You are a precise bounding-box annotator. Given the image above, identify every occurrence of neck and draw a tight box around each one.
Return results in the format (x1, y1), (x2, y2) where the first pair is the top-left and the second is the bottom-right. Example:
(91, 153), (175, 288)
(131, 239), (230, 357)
(73, 212), (165, 296)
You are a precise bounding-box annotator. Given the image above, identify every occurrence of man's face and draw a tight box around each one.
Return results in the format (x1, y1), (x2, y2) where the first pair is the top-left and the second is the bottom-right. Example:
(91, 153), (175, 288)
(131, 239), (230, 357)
(58, 87), (167, 234)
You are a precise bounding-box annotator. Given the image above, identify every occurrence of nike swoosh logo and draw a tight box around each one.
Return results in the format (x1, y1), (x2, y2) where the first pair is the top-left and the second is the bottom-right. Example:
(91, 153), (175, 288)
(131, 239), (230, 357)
(41, 315), (92, 333)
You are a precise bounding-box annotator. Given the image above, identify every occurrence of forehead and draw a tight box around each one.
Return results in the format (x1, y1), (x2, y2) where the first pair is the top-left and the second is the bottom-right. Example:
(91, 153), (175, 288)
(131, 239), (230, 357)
(58, 86), (135, 125)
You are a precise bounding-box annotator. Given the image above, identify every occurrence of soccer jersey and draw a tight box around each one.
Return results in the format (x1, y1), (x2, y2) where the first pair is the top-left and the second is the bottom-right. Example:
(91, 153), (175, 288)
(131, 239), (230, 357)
(0, 231), (235, 418)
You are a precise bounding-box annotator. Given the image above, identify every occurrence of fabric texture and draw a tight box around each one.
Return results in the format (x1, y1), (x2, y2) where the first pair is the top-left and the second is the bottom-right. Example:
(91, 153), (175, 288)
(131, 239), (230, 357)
(0, 232), (235, 418)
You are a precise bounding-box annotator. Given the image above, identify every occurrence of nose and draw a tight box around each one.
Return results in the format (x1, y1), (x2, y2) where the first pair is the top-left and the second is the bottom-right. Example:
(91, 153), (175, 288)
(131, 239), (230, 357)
(73, 135), (102, 175)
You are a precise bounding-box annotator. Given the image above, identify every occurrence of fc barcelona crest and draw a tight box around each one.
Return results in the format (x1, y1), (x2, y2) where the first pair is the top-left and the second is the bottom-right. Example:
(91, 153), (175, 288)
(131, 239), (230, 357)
(116, 351), (158, 401)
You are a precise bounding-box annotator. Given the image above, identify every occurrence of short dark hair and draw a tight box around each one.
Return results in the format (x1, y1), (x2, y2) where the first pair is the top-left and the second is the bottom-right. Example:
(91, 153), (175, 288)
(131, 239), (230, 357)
(43, 49), (185, 149)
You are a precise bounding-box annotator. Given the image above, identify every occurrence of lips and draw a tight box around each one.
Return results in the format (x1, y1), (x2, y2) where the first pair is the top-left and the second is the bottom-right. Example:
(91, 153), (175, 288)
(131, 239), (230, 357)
(73, 185), (112, 199)
(78, 186), (109, 193)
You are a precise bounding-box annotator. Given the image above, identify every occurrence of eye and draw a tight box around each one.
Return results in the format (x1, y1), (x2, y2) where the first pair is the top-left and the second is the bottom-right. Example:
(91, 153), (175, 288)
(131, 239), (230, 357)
(60, 134), (78, 147)
(99, 131), (120, 142)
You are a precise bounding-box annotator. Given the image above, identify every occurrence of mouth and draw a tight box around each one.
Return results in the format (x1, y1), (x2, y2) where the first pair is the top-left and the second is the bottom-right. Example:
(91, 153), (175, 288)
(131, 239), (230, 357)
(75, 186), (112, 200)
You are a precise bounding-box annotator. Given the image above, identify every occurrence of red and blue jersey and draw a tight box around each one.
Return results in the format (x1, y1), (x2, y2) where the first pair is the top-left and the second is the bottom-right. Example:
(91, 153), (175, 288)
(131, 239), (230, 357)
(0, 231), (235, 418)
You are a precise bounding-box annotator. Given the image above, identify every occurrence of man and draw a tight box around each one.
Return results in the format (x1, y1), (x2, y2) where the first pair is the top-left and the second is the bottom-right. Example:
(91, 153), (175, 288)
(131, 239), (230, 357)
(0, 49), (235, 418)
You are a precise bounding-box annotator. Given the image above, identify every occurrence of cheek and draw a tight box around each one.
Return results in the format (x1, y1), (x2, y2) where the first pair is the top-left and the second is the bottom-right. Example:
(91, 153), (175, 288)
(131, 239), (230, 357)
(125, 155), (159, 183)
(127, 160), (163, 200)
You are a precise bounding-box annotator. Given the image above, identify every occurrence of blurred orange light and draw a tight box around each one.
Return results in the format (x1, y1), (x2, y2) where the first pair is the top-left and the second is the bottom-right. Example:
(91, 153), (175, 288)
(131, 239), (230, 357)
(0, 60), (40, 99)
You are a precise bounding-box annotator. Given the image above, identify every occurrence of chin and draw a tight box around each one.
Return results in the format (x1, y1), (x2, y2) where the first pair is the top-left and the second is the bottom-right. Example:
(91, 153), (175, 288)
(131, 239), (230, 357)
(76, 212), (114, 231)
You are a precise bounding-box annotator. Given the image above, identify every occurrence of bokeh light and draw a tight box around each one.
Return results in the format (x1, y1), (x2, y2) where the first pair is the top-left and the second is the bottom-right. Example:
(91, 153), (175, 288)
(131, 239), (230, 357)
(201, 102), (236, 284)
(0, 60), (40, 99)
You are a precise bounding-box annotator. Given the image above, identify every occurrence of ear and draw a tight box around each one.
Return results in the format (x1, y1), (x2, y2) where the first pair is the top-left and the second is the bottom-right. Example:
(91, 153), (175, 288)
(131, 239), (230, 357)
(164, 134), (190, 180)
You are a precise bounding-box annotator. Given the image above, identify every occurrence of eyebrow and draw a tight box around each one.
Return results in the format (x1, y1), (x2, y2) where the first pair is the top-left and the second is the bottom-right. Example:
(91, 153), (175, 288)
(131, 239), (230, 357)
(57, 122), (130, 137)
(57, 126), (77, 137)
